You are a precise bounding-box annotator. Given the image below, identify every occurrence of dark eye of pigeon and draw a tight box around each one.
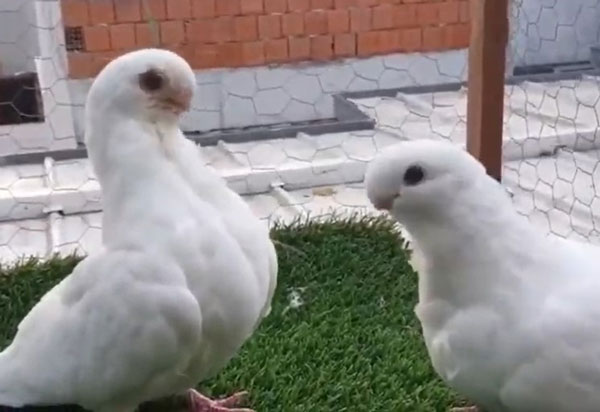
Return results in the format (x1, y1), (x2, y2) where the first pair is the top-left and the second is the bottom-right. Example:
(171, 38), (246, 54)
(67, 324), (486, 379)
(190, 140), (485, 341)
(403, 165), (425, 186)
(138, 69), (164, 92)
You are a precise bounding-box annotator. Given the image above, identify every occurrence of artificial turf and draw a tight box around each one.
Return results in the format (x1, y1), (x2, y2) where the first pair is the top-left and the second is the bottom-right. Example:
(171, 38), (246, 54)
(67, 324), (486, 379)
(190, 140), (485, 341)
(0, 216), (463, 411)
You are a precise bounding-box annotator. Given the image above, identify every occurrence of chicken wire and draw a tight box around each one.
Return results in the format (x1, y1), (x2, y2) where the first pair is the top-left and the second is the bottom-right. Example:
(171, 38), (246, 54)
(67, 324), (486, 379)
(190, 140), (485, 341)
(505, 0), (600, 243)
(3, 0), (600, 263)
(0, 0), (77, 154)
(351, 0), (600, 244)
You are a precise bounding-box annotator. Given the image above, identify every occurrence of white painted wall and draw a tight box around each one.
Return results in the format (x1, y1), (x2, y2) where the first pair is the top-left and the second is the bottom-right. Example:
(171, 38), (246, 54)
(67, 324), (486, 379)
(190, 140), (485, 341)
(0, 0), (40, 75)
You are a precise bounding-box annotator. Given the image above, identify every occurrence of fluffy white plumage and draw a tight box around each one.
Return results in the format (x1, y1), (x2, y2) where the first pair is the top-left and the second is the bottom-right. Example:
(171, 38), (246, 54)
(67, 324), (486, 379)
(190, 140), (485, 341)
(0, 49), (277, 412)
(365, 139), (600, 412)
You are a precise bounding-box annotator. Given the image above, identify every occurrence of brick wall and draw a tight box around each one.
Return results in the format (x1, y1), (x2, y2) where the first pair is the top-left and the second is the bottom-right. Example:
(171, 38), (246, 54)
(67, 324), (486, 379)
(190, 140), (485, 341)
(61, 0), (471, 79)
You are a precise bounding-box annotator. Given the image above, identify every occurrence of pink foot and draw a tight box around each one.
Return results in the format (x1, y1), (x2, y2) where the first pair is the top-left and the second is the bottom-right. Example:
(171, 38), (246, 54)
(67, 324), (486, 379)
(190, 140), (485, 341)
(188, 389), (254, 412)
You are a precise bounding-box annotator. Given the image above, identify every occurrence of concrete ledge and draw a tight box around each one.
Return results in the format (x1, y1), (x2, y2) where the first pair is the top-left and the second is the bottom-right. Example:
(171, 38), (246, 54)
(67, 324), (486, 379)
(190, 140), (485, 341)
(0, 91), (375, 167)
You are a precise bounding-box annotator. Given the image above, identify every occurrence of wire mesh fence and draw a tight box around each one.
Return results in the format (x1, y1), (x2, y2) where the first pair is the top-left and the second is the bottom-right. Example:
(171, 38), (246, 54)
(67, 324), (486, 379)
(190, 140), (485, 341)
(352, 0), (600, 244)
(0, 0), (77, 153)
(504, 0), (600, 243)
(2, 0), (600, 262)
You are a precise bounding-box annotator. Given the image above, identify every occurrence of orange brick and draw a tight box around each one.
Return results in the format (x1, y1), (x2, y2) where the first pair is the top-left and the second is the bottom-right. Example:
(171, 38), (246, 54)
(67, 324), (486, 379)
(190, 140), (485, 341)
(372, 5), (395, 30)
(61, 0), (89, 26)
(168, 44), (193, 63)
(380, 29), (400, 53)
(311, 0), (333, 9)
(439, 2), (459, 24)
(192, 0), (215, 17)
(289, 36), (310, 60)
(110, 23), (136, 50)
(84, 26), (110, 51)
(160, 20), (185, 45)
(265, 38), (288, 62)
(205, 19), (225, 43)
(423, 26), (442, 50)
(459, 1), (470, 22)
(92, 54), (115, 76)
(416, 3), (438, 25)
(186, 20), (209, 42)
(234, 15), (258, 41)
(166, 0), (192, 19)
(357, 31), (380, 56)
(241, 0), (264, 14)
(217, 42), (243, 67)
(334, 0), (357, 8)
(357, 0), (377, 6)
(143, 0), (167, 20)
(90, 52), (116, 75)
(258, 14), (282, 38)
(68, 53), (94, 78)
(282, 13), (304, 35)
(265, 0), (288, 13)
(216, 17), (235, 41)
(89, 1), (115, 25)
(445, 23), (470, 48)
(186, 19), (232, 43)
(334, 32), (355, 56)
(305, 10), (327, 34)
(192, 44), (218, 68)
(242, 41), (266, 65)
(135, 23), (159, 47)
(115, 0), (142, 22)
(288, 0), (310, 11)
(216, 0), (240, 16)
(327, 9), (349, 33)
(100, 48), (121, 58)
(395, 5), (417, 28)
(350, 8), (371, 32)
(311, 34), (333, 59)
(400, 27), (421, 51)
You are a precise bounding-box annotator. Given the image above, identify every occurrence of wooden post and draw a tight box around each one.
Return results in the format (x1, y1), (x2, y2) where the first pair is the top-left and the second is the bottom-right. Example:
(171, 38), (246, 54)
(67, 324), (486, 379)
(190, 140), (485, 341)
(466, 0), (509, 181)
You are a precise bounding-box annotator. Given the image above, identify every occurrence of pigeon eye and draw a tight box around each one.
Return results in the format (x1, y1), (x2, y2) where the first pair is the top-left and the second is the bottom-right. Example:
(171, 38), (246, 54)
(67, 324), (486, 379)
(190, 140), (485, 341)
(403, 165), (425, 186)
(138, 69), (164, 92)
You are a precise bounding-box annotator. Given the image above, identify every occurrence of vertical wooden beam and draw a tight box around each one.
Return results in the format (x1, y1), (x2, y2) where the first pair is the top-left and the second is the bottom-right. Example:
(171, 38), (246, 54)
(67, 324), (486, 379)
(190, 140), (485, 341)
(466, 0), (509, 181)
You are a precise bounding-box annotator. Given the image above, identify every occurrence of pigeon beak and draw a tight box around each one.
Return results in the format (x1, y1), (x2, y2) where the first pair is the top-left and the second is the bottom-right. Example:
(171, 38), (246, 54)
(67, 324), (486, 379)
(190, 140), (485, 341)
(164, 88), (192, 113)
(372, 194), (398, 211)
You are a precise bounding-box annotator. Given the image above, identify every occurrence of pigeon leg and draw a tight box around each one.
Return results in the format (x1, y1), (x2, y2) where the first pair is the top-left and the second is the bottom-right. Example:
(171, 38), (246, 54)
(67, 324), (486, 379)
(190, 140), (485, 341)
(188, 389), (254, 412)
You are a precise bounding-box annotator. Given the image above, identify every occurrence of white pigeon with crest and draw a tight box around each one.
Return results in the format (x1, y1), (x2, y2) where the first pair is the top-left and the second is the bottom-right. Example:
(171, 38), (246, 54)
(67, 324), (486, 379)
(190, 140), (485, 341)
(0, 49), (278, 412)
(365, 139), (600, 412)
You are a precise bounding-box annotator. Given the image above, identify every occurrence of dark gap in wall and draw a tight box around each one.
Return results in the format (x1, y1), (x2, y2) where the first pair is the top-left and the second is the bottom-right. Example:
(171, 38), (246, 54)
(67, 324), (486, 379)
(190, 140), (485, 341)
(0, 72), (44, 126)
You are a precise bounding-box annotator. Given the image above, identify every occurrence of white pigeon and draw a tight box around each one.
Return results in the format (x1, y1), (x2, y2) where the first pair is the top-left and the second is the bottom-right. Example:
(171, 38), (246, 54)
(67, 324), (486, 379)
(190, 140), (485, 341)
(365, 139), (600, 412)
(0, 49), (278, 412)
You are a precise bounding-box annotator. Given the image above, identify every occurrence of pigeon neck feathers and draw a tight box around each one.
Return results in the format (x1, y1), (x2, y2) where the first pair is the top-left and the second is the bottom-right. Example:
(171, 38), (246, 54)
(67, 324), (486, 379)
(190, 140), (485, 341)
(404, 175), (546, 305)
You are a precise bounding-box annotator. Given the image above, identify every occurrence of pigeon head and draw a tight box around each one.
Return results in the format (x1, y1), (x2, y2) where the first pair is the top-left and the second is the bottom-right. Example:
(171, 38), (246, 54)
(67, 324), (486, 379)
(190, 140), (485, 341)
(86, 48), (195, 123)
(365, 139), (489, 220)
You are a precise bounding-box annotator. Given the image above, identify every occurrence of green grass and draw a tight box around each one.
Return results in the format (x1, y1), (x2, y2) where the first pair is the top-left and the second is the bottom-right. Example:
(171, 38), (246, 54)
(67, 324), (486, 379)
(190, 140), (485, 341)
(0, 216), (463, 411)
